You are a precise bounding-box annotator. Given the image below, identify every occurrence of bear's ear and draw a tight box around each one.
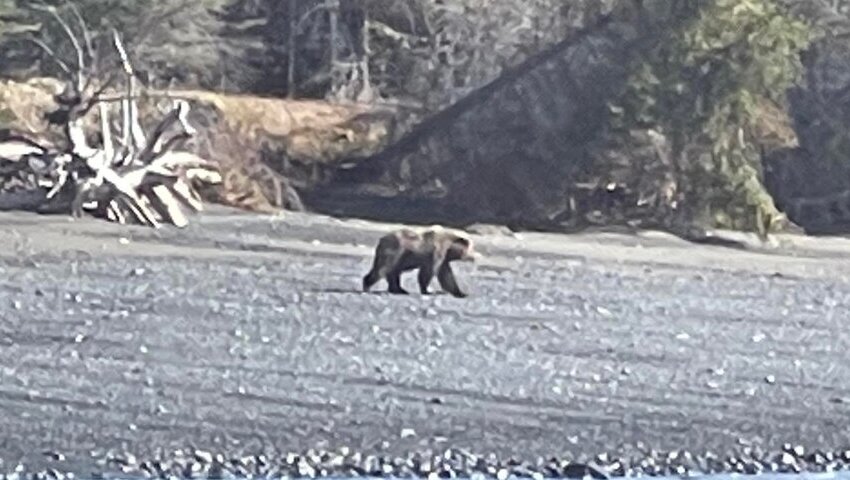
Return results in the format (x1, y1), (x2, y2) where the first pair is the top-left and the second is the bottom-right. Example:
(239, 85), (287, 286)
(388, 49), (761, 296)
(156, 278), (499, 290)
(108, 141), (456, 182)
(454, 236), (481, 261)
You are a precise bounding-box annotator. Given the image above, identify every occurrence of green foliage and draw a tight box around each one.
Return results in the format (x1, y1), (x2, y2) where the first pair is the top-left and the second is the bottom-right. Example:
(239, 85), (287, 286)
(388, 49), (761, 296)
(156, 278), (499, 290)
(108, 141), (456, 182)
(614, 0), (811, 232)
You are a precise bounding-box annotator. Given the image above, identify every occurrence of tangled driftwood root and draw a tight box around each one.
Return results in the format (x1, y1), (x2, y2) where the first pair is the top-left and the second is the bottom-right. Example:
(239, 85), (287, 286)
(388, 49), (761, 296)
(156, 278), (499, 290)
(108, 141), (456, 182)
(0, 11), (222, 228)
(0, 99), (222, 228)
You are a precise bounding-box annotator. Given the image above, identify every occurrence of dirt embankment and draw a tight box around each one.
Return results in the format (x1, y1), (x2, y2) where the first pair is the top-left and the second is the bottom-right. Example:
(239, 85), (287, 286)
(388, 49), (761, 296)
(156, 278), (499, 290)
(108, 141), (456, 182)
(0, 77), (407, 213)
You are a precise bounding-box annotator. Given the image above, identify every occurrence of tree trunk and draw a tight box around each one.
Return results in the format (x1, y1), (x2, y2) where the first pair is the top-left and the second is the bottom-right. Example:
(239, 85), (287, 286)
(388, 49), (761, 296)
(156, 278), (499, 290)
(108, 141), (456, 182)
(287, 0), (297, 98)
(328, 0), (339, 70)
(358, 6), (373, 102)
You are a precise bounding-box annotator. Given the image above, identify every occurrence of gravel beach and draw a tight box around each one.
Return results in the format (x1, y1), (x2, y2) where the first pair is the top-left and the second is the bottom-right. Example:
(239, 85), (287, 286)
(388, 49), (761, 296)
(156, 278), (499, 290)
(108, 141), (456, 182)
(1, 207), (850, 477)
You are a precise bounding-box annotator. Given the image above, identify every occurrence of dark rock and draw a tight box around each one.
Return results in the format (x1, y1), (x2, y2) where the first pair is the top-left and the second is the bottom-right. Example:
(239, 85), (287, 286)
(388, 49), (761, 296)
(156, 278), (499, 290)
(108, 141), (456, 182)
(562, 462), (609, 480)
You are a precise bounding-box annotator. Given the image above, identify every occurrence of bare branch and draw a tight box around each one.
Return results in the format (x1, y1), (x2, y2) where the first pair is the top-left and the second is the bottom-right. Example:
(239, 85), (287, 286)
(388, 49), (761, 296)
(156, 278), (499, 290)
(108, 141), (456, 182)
(297, 3), (332, 30)
(30, 1), (86, 92)
(25, 37), (73, 76)
(98, 102), (114, 163)
(60, 73), (120, 126)
(112, 28), (146, 155)
(63, 0), (95, 61)
(112, 28), (134, 76)
(137, 101), (196, 164)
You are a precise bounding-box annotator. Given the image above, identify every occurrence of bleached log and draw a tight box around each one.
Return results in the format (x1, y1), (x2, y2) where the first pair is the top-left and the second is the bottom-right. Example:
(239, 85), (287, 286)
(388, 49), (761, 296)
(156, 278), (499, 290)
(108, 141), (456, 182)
(151, 151), (217, 172)
(147, 185), (189, 227)
(106, 199), (126, 224)
(44, 154), (74, 200)
(169, 177), (204, 212)
(72, 166), (162, 227)
(185, 168), (223, 185)
(67, 120), (102, 164)
(0, 142), (45, 161)
(137, 101), (195, 164)
(114, 193), (160, 228)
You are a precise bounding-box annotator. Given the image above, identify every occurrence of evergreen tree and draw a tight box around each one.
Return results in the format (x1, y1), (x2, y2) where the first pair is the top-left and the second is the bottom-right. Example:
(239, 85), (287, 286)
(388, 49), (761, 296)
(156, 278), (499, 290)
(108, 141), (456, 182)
(614, 0), (811, 232)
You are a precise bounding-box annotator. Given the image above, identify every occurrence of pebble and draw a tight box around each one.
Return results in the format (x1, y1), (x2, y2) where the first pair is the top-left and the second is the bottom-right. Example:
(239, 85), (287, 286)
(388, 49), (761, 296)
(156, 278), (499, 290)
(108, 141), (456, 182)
(6, 444), (850, 479)
(193, 450), (212, 464)
(129, 267), (146, 277)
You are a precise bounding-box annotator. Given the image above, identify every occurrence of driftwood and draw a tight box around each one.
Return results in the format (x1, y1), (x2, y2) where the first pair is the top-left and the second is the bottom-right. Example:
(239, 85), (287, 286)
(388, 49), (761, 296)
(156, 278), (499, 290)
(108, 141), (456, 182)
(0, 6), (221, 228)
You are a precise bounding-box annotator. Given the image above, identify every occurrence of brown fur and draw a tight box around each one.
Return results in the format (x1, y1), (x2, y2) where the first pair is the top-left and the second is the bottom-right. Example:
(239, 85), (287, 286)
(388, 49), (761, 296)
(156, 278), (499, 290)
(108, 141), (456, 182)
(362, 227), (478, 298)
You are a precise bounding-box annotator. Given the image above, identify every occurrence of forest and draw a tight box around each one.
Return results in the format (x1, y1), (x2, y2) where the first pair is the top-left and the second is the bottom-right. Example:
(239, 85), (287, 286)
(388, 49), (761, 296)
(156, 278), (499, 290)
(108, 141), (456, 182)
(1, 0), (850, 237)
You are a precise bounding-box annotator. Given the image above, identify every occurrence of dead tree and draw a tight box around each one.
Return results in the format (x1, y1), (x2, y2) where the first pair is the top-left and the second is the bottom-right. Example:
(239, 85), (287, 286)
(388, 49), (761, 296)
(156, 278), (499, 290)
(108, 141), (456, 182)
(0, 3), (222, 228)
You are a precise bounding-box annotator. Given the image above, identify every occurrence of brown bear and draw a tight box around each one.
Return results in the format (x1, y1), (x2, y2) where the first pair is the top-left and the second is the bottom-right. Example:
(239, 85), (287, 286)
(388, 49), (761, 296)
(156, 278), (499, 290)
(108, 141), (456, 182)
(362, 226), (479, 298)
